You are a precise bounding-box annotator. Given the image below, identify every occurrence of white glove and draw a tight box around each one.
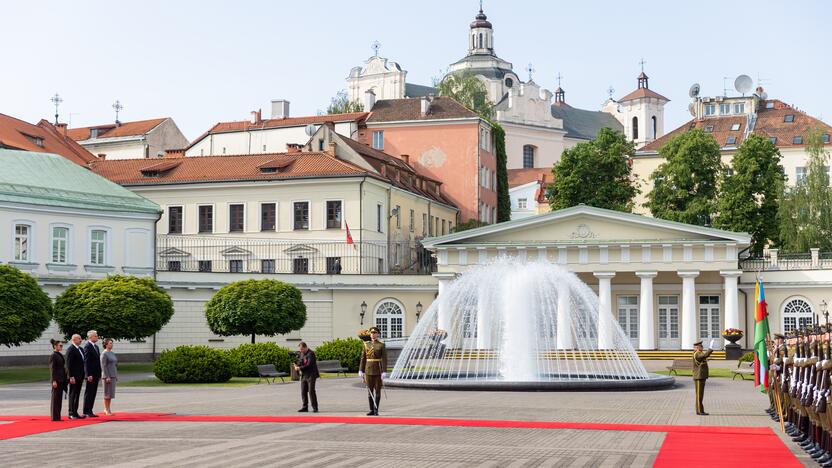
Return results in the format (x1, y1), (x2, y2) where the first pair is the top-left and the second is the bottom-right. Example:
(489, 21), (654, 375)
(358, 371), (365, 379)
(381, 372), (388, 380)
(709, 339), (716, 349)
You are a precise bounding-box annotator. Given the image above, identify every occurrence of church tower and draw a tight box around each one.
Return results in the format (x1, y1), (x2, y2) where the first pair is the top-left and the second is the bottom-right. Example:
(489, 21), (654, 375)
(468, 7), (494, 55)
(610, 68), (669, 148)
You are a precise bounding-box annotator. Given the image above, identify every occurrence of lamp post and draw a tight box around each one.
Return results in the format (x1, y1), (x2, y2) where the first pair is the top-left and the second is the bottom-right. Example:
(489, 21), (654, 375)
(360, 301), (367, 326)
(823, 300), (829, 331)
(416, 301), (423, 322)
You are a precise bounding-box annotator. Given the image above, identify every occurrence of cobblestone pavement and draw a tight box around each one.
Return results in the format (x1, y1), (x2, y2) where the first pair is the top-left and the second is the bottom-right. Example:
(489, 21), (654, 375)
(0, 376), (810, 467)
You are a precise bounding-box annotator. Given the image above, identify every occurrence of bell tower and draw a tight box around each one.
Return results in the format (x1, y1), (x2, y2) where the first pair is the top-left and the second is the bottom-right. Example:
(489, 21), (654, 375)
(468, 3), (494, 56)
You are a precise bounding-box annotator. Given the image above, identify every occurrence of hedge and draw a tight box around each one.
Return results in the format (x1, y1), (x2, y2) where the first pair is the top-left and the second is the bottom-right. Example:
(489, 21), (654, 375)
(154, 346), (232, 383)
(315, 337), (364, 372)
(227, 342), (293, 377)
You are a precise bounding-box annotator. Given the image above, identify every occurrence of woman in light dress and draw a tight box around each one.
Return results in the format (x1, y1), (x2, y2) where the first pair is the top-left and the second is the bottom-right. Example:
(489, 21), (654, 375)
(100, 338), (118, 416)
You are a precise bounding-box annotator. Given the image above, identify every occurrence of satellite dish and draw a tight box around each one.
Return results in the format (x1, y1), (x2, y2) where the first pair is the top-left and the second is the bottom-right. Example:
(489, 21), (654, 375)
(304, 124), (317, 136)
(734, 75), (753, 95)
(688, 103), (696, 116)
(688, 83), (701, 98)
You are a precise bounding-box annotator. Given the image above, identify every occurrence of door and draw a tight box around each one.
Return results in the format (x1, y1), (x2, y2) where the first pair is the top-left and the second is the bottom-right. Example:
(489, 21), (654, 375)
(699, 295), (723, 350)
(658, 295), (681, 349)
(616, 295), (639, 348)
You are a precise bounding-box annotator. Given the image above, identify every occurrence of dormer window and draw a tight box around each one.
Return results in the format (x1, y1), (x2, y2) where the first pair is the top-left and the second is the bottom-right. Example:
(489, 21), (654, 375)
(793, 136), (803, 145)
(90, 128), (99, 138)
(720, 103), (731, 115)
(704, 125), (714, 133)
(142, 170), (160, 178)
(259, 167), (278, 174)
(726, 136), (737, 146)
(733, 103), (745, 114)
(730, 123), (741, 131)
(765, 102), (775, 109)
(23, 134), (44, 147)
(770, 137), (778, 144)
(784, 114), (795, 123)
(704, 104), (715, 116)
(824, 134), (831, 144)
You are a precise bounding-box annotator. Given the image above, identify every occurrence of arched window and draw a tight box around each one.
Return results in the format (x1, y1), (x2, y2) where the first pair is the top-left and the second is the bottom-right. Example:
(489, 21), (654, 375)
(782, 297), (813, 333)
(632, 117), (639, 140)
(478, 33), (483, 49)
(522, 145), (535, 169)
(471, 34), (475, 49)
(375, 299), (405, 339)
(651, 116), (657, 139)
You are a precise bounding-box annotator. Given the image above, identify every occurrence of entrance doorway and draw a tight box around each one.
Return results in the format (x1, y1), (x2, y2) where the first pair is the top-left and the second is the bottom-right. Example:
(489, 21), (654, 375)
(617, 295), (639, 348)
(658, 295), (680, 349)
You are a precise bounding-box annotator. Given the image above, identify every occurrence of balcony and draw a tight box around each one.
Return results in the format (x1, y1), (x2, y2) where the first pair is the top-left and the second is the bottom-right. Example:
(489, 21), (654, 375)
(156, 235), (436, 275)
(740, 248), (832, 271)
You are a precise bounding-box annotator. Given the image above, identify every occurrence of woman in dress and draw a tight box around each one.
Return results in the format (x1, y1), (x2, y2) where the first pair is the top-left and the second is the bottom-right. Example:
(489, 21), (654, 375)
(48, 339), (67, 421)
(100, 338), (118, 416)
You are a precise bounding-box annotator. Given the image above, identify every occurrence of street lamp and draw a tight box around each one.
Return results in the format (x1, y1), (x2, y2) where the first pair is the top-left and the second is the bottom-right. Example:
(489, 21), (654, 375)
(360, 301), (367, 325)
(822, 300), (829, 328)
(416, 301), (423, 322)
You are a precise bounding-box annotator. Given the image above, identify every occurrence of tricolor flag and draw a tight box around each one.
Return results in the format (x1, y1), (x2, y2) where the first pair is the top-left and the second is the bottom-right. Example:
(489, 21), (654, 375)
(345, 221), (356, 250)
(753, 279), (770, 392)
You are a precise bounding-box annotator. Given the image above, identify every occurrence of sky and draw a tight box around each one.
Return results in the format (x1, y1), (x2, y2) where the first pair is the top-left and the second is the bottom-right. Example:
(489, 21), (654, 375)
(2, 0), (830, 140)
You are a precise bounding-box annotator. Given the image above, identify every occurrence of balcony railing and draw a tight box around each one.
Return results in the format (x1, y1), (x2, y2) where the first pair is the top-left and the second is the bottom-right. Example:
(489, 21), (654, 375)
(740, 248), (832, 271)
(156, 235), (436, 275)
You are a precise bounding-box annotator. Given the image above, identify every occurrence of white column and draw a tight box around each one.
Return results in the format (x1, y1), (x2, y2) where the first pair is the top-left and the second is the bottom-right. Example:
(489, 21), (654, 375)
(721, 270), (742, 342)
(636, 271), (657, 350)
(433, 273), (456, 333)
(594, 272), (616, 349)
(557, 285), (573, 350)
(678, 271), (700, 349)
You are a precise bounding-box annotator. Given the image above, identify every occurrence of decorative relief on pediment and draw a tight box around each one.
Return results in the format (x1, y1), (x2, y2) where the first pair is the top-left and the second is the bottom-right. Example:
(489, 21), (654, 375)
(570, 223), (598, 239)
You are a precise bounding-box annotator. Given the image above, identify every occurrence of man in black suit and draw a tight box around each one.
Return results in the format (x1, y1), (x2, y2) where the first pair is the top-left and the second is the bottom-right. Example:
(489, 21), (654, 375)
(83, 330), (101, 418)
(294, 342), (320, 413)
(65, 334), (86, 420)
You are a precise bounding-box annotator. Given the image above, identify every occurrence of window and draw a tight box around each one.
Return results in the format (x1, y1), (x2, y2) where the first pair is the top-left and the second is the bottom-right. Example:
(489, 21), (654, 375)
(326, 200), (342, 229)
(14, 224), (31, 262)
(51, 226), (69, 264)
(293, 257), (309, 274)
(442, 220), (447, 235)
(796, 167), (807, 184)
(658, 295), (679, 340)
(261, 259), (275, 274)
(222, 147), (226, 154)
(293, 202), (309, 230)
(765, 101), (775, 109)
(704, 125), (714, 133)
(651, 116), (657, 139)
(198, 260), (212, 272)
(25, 134), (44, 147)
(168, 206), (183, 234)
(394, 205), (401, 229)
(90, 128), (100, 138)
(793, 136), (803, 145)
(409, 209), (414, 232)
(730, 123), (741, 131)
(260, 203), (276, 231)
(734, 103), (745, 114)
(617, 296), (639, 340)
(518, 198), (528, 209)
(726, 136), (737, 145)
(478, 32), (483, 49)
(480, 127), (490, 151)
(720, 103), (731, 115)
(167, 261), (181, 272)
(704, 104), (715, 116)
(429, 216), (434, 236)
(229, 259), (243, 273)
(90, 230), (106, 265)
(198, 205), (213, 233)
(229, 204), (244, 232)
(374, 300), (404, 339)
(698, 295), (721, 340)
(823, 134), (830, 144)
(784, 114), (795, 123)
(505, 77), (514, 88)
(376, 204), (383, 232)
(422, 213), (428, 236)
(783, 298), (814, 333)
(318, 139), (324, 151)
(769, 137), (778, 145)
(372, 130), (384, 150)
(631, 117), (639, 140)
(326, 257), (342, 274)
(522, 145), (535, 168)
(263, 144), (267, 152)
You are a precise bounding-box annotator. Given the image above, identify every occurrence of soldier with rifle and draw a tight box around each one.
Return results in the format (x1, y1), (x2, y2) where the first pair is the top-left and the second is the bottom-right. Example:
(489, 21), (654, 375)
(810, 325), (832, 464)
(767, 333), (787, 425)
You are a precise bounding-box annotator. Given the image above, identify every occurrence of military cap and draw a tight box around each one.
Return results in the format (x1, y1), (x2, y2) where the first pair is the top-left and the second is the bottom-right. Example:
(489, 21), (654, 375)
(369, 326), (380, 334)
(774, 333), (786, 340)
(693, 340), (703, 346)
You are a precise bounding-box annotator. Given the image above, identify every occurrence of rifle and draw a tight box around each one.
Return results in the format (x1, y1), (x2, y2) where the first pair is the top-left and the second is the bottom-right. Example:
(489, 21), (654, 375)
(803, 333), (818, 407)
(791, 332), (803, 399)
(816, 328), (831, 413)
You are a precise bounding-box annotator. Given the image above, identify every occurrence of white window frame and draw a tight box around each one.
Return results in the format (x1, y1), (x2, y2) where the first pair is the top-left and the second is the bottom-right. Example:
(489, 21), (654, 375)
(12, 221), (35, 263)
(617, 295), (639, 341)
(87, 226), (112, 266)
(372, 130), (384, 150)
(734, 103), (745, 114)
(394, 204), (401, 229)
(258, 201), (278, 232)
(166, 205), (184, 234)
(197, 203), (215, 234)
(227, 202), (246, 233)
(292, 200), (312, 231)
(781, 296), (814, 333)
(49, 223), (73, 265)
(518, 198), (528, 209)
(376, 203), (384, 233)
(422, 213), (428, 236)
(373, 298), (406, 339)
(720, 103), (731, 115)
(796, 167), (807, 184)
(704, 104), (715, 116)
(698, 295), (722, 342)
(409, 209), (415, 232)
(324, 199), (344, 230)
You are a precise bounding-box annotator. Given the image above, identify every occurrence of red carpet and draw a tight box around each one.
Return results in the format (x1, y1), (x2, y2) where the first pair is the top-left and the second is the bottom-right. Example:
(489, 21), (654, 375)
(0, 413), (801, 466)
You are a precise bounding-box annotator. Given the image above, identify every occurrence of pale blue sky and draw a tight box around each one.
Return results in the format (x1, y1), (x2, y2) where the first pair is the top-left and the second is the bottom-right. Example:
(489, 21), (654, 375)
(2, 0), (830, 140)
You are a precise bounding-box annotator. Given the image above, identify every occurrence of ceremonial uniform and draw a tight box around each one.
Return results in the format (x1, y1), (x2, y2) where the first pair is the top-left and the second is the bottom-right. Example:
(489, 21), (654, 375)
(693, 340), (713, 415)
(360, 327), (388, 416)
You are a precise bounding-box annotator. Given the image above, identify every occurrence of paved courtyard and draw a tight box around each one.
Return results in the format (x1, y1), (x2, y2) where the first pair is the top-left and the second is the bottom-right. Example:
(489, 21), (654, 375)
(0, 375), (809, 467)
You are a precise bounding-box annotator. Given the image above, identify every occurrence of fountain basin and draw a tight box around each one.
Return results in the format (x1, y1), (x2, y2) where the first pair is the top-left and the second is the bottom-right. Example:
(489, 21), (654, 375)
(385, 373), (675, 391)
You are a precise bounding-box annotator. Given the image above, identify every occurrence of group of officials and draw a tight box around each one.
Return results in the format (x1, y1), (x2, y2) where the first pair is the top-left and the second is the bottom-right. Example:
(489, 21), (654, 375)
(48, 330), (119, 421)
(768, 328), (832, 466)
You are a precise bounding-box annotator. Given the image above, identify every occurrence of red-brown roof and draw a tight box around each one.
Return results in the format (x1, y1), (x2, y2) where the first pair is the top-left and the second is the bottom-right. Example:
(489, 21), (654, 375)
(366, 97), (480, 123)
(0, 113), (97, 166)
(67, 118), (168, 141)
(618, 87), (669, 102)
(508, 168), (550, 204)
(640, 99), (832, 153)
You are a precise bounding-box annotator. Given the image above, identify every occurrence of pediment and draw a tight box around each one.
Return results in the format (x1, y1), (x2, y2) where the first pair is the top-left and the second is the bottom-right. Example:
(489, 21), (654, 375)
(220, 246), (253, 257)
(284, 245), (319, 255)
(159, 247), (190, 257)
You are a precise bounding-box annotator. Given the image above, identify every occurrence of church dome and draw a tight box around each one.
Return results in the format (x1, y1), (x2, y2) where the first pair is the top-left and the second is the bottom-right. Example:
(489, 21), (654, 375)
(470, 9), (492, 29)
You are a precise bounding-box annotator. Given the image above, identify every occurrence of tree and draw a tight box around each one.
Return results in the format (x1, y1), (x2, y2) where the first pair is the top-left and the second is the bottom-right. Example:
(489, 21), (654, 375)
(326, 90), (364, 114)
(53, 275), (173, 341)
(547, 128), (639, 212)
(452, 219), (488, 233)
(0, 265), (52, 347)
(778, 127), (832, 251)
(645, 129), (722, 225)
(205, 279), (306, 344)
(492, 122), (511, 222)
(713, 134), (785, 255)
(435, 71), (494, 120)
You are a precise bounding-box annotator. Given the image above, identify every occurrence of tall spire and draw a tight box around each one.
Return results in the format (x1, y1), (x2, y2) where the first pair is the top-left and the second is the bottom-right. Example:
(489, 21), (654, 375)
(468, 2), (494, 55)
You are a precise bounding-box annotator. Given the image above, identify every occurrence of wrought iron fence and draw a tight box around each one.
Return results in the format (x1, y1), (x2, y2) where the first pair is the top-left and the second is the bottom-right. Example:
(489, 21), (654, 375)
(156, 235), (436, 275)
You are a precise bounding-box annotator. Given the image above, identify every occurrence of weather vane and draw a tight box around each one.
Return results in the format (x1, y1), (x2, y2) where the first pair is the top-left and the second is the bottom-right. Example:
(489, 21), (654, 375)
(526, 63), (535, 82)
(50, 93), (63, 125)
(112, 100), (124, 123)
(639, 58), (646, 72)
(556, 73), (563, 88)
(371, 41), (381, 57)
(607, 86), (615, 100)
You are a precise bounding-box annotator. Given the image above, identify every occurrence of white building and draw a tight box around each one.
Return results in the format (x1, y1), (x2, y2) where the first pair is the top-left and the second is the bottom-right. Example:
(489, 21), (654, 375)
(68, 117), (189, 160)
(508, 168), (550, 220)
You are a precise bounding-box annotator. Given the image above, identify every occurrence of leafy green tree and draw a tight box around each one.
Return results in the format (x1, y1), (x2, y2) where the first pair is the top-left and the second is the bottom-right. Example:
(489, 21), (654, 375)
(547, 128), (639, 212)
(491, 122), (511, 222)
(0, 265), (52, 347)
(326, 90), (364, 114)
(54, 275), (173, 341)
(713, 134), (785, 254)
(435, 71), (494, 119)
(452, 220), (488, 233)
(778, 127), (832, 251)
(205, 279), (306, 344)
(645, 129), (722, 225)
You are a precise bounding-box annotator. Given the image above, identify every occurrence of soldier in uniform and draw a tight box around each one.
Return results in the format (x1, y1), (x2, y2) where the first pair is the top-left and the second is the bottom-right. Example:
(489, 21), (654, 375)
(768, 333), (787, 421)
(359, 326), (388, 416)
(693, 339), (714, 415)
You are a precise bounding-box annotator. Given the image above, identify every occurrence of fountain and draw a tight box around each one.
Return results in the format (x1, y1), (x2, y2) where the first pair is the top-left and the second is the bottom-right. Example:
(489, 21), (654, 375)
(386, 259), (675, 390)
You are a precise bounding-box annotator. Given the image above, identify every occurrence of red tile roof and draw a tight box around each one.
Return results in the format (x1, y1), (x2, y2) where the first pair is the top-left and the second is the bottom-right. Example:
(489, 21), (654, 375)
(0, 113), (97, 166)
(640, 99), (832, 153)
(67, 118), (168, 141)
(366, 97), (479, 123)
(618, 87), (669, 103)
(508, 168), (550, 204)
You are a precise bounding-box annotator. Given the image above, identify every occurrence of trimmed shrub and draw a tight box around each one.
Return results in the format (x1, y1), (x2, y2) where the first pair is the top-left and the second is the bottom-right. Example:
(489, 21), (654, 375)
(154, 346), (232, 383)
(227, 342), (293, 377)
(739, 351), (755, 363)
(0, 265), (52, 347)
(315, 337), (364, 372)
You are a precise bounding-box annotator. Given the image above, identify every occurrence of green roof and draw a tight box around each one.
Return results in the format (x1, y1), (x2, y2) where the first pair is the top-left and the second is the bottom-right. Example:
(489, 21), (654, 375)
(0, 150), (160, 214)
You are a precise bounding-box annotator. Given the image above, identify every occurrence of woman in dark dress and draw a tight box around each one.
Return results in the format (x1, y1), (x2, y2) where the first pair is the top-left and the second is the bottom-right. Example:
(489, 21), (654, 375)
(48, 339), (67, 421)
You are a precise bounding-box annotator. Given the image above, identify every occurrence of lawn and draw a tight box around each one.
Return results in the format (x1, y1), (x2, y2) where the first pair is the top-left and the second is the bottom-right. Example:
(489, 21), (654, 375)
(122, 372), (358, 388)
(0, 363), (154, 385)
(656, 367), (751, 379)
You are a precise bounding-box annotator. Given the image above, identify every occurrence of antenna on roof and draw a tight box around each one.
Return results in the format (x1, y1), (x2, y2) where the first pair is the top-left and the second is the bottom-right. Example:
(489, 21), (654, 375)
(722, 77), (731, 97)
(50, 93), (63, 125)
(639, 58), (646, 73)
(526, 63), (535, 82)
(305, 124), (317, 137)
(689, 83), (701, 98)
(734, 75), (753, 96)
(371, 40), (381, 57)
(607, 86), (615, 100)
(112, 100), (124, 125)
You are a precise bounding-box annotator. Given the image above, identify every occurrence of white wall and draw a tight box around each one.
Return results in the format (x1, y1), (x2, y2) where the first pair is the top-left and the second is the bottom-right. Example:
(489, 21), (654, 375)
(185, 122), (358, 157)
(509, 182), (541, 220)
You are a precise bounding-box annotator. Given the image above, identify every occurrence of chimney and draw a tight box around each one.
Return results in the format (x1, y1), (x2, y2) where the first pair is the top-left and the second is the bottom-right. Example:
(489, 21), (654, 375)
(286, 143), (303, 153)
(363, 89), (376, 111)
(327, 141), (337, 156)
(98, 153), (107, 160)
(250, 109), (262, 124)
(55, 122), (68, 135)
(400, 154), (410, 165)
(271, 100), (290, 119)
(420, 96), (431, 116)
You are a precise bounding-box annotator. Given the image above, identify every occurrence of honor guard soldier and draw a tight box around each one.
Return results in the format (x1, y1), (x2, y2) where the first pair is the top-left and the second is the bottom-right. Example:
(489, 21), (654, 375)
(693, 339), (714, 415)
(359, 326), (388, 416)
(768, 333), (788, 421)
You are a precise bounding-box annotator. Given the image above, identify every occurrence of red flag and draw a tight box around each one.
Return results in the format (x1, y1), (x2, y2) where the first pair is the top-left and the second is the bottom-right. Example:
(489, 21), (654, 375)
(345, 221), (355, 249)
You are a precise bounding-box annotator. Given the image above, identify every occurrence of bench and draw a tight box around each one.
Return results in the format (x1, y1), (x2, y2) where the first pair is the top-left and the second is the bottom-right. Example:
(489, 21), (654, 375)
(257, 364), (288, 384)
(732, 361), (754, 380)
(317, 360), (349, 377)
(667, 359), (694, 375)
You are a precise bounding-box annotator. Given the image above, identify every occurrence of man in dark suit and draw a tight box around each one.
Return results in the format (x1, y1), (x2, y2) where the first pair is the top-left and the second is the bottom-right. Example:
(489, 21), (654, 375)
(65, 334), (86, 420)
(83, 330), (101, 418)
(294, 342), (320, 413)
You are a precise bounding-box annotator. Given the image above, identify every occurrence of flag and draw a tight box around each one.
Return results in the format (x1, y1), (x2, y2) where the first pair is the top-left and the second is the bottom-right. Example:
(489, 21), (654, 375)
(345, 221), (356, 249)
(753, 279), (770, 392)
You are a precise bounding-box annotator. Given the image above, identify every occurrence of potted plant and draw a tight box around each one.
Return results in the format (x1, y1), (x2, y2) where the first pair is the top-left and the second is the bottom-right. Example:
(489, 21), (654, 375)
(722, 328), (744, 344)
(357, 329), (371, 342)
